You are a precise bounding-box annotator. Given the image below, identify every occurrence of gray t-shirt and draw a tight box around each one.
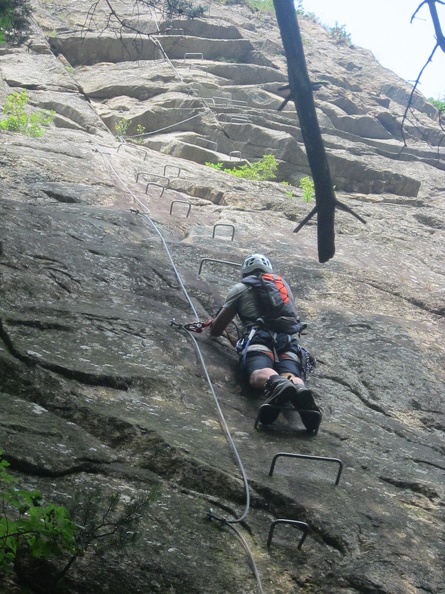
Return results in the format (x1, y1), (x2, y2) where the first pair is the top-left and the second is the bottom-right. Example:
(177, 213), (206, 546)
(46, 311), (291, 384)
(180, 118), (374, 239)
(222, 282), (262, 329)
(222, 277), (301, 336)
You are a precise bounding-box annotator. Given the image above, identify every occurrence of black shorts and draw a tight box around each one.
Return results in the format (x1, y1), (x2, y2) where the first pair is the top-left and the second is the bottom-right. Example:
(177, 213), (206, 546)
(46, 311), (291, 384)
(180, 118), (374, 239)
(241, 329), (303, 379)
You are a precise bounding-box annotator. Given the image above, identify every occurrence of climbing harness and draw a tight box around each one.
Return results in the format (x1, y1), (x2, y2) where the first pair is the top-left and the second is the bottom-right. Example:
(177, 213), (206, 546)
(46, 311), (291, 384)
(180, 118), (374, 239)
(235, 322), (315, 381)
(93, 60), (339, 579)
(95, 147), (252, 525)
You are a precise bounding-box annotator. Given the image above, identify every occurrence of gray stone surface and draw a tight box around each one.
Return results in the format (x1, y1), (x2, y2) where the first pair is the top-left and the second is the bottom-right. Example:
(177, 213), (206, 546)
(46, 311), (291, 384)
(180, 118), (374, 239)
(0, 1), (444, 593)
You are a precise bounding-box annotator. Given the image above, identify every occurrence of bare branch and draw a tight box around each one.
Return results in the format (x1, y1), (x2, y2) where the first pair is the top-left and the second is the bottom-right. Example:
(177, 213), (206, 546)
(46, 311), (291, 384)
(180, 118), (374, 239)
(336, 200), (367, 225)
(273, 0), (365, 262)
(293, 206), (317, 233)
(400, 2), (445, 152)
(425, 0), (445, 52)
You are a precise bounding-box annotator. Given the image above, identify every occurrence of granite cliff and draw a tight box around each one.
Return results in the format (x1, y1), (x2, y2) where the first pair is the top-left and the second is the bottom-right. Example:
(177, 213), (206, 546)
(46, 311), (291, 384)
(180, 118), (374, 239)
(0, 1), (444, 592)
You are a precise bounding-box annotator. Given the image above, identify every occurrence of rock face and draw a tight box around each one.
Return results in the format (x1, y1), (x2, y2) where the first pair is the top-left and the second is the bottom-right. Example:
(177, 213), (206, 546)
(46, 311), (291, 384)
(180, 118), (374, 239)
(0, 2), (444, 593)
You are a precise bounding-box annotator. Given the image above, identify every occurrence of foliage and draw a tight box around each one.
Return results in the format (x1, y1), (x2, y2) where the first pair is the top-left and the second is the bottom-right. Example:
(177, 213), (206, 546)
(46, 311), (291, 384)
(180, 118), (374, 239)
(164, 0), (205, 18)
(206, 154), (278, 181)
(115, 117), (129, 138)
(0, 453), (77, 572)
(429, 97), (445, 113)
(0, 450), (160, 587)
(69, 486), (160, 556)
(115, 119), (146, 143)
(0, 0), (31, 45)
(0, 90), (54, 137)
(299, 176), (314, 203)
(247, 0), (274, 14)
(229, 0), (303, 14)
(53, 486), (161, 587)
(133, 123), (146, 144)
(295, 0), (305, 16)
(281, 180), (294, 198)
(326, 21), (352, 45)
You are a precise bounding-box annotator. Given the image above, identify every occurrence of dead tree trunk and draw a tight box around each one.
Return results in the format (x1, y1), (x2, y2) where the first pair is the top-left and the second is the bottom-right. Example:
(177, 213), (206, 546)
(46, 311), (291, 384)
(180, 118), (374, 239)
(273, 0), (337, 263)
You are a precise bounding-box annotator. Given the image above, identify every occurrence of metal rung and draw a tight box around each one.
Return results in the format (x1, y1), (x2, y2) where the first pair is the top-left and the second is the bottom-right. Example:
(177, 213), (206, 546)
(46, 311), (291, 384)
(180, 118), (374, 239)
(229, 116), (251, 123)
(267, 519), (309, 550)
(164, 27), (184, 35)
(229, 151), (242, 160)
(136, 172), (169, 187)
(130, 146), (149, 159)
(196, 137), (217, 150)
(164, 165), (181, 177)
(213, 97), (229, 106)
(212, 223), (235, 241)
(229, 118), (252, 124)
(184, 53), (204, 61)
(145, 182), (165, 197)
(269, 453), (343, 485)
(170, 200), (191, 217)
(230, 99), (248, 106)
(198, 258), (242, 276)
(117, 143), (148, 162)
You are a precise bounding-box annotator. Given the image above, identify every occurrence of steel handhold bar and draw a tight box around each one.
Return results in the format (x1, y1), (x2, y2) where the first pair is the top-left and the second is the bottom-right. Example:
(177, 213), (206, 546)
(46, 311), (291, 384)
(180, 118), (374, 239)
(269, 452), (343, 485)
(212, 223), (235, 241)
(170, 200), (191, 217)
(267, 519), (309, 550)
(184, 52), (204, 60)
(136, 172), (169, 186)
(198, 258), (242, 276)
(163, 165), (181, 177)
(145, 182), (165, 197)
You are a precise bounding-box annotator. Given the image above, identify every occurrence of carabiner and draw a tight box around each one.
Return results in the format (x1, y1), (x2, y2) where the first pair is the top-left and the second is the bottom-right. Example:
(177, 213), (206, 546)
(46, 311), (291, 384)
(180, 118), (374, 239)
(183, 321), (212, 333)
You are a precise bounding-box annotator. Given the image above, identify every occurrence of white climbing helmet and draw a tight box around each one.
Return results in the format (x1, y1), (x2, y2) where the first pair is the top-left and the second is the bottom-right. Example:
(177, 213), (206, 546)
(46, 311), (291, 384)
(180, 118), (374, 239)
(241, 253), (273, 276)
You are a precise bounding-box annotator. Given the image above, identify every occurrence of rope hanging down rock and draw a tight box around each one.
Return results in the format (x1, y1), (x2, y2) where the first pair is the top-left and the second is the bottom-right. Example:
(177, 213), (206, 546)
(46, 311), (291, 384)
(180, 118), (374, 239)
(95, 144), (264, 594)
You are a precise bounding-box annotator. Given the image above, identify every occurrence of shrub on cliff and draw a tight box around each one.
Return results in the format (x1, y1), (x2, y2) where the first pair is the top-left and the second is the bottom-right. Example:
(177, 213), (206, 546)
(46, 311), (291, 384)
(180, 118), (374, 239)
(0, 90), (55, 137)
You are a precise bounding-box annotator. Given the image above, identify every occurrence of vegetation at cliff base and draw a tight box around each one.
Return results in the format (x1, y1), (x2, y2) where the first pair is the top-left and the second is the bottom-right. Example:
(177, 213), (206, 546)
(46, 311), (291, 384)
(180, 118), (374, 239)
(0, 90), (55, 137)
(206, 153), (278, 180)
(0, 450), (160, 587)
(0, 453), (77, 572)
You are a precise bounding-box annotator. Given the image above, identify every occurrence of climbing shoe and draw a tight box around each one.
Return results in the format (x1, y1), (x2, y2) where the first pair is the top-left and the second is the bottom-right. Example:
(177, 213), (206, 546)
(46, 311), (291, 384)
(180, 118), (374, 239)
(292, 386), (322, 434)
(258, 376), (297, 425)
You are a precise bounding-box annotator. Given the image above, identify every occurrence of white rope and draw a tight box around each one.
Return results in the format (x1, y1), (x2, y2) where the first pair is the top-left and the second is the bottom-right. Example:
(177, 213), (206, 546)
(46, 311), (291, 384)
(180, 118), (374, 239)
(95, 143), (251, 522)
(95, 142), (264, 593)
(127, 112), (204, 138)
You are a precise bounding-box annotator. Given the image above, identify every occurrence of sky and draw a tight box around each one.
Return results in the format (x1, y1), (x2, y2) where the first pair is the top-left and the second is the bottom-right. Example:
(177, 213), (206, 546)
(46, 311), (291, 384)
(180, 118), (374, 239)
(300, 0), (445, 100)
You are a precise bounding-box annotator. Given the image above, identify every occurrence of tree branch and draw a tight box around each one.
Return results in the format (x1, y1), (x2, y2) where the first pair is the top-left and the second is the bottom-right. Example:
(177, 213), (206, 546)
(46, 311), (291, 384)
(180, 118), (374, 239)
(400, 42), (439, 149)
(418, 0), (445, 52)
(273, 0), (365, 262)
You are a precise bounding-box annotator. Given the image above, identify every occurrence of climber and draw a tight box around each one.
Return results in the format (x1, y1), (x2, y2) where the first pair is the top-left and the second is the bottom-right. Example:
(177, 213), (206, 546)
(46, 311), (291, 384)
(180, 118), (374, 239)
(210, 253), (321, 433)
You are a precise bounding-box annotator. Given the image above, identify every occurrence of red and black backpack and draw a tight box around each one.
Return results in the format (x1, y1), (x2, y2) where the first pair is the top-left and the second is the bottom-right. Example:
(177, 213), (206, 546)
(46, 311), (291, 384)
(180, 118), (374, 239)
(241, 273), (305, 335)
